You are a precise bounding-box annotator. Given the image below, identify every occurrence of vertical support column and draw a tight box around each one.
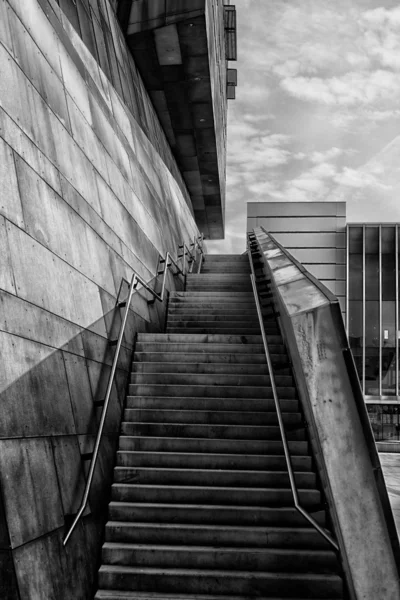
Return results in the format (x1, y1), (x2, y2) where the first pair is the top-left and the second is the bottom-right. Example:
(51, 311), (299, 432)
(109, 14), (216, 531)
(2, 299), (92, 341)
(346, 225), (349, 335)
(396, 225), (399, 399)
(362, 225), (366, 396)
(379, 225), (382, 398)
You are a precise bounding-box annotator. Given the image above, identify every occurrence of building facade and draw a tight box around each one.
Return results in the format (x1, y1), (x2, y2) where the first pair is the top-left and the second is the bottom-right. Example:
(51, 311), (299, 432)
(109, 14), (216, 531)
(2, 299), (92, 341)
(247, 202), (400, 442)
(0, 1), (236, 597)
(347, 224), (400, 440)
(247, 201), (346, 318)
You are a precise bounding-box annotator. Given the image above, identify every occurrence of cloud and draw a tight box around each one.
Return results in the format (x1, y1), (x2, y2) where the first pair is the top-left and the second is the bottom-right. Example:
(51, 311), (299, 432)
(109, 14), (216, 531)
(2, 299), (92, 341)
(281, 70), (400, 106)
(333, 167), (391, 189)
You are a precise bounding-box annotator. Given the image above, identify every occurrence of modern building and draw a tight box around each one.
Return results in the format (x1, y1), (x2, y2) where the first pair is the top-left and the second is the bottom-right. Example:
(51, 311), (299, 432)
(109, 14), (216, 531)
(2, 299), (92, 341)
(247, 201), (346, 318)
(247, 202), (400, 441)
(347, 224), (400, 440)
(0, 1), (236, 597)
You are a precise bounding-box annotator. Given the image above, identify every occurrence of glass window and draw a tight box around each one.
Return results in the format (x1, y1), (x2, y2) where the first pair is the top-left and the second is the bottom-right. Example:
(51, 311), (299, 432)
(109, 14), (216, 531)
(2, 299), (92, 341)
(382, 228), (396, 395)
(365, 227), (380, 395)
(349, 300), (363, 381)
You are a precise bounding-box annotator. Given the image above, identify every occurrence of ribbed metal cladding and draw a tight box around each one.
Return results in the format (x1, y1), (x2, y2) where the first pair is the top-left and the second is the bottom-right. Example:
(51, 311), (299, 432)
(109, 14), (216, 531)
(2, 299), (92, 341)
(224, 5), (237, 60)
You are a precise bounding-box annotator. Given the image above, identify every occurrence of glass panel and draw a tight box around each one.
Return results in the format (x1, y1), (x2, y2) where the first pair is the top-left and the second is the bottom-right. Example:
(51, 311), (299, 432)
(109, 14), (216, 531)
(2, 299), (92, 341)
(365, 227), (380, 396)
(349, 300), (363, 381)
(365, 227), (379, 301)
(382, 228), (396, 395)
(365, 301), (379, 395)
(367, 405), (400, 441)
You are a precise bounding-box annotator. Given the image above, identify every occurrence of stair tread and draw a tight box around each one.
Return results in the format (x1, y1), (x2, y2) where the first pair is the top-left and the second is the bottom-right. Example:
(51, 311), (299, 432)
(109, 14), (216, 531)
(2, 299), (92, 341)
(96, 593), (335, 600)
(102, 542), (335, 557)
(99, 565), (341, 581)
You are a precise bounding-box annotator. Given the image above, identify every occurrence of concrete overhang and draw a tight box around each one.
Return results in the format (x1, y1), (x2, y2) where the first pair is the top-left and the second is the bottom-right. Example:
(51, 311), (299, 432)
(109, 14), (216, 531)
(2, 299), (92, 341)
(116, 0), (231, 239)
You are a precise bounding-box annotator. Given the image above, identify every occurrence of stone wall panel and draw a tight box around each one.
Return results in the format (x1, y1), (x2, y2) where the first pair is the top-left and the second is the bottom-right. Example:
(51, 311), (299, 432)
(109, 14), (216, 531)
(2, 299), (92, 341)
(0, 290), (85, 357)
(7, 222), (106, 332)
(51, 435), (88, 515)
(63, 352), (97, 435)
(0, 438), (63, 547)
(0, 332), (76, 437)
(0, 217), (16, 295)
(0, 137), (23, 228)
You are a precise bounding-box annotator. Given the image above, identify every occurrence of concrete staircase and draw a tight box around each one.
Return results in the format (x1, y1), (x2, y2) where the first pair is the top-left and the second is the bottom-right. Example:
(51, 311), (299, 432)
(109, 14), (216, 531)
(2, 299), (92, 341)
(95, 254), (344, 599)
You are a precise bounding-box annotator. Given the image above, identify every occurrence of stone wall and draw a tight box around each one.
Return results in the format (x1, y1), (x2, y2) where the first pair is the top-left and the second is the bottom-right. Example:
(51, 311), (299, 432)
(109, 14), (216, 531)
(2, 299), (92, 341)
(0, 0), (199, 597)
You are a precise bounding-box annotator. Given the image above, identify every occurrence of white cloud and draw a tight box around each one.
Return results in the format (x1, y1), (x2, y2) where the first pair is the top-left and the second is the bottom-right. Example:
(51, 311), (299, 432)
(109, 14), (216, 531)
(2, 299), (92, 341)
(333, 167), (391, 189)
(281, 70), (400, 106)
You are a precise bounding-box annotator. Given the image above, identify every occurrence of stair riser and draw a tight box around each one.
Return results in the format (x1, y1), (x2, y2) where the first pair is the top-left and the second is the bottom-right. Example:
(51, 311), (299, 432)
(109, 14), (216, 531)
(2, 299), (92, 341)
(116, 452), (312, 471)
(126, 397), (298, 412)
(108, 503), (326, 527)
(133, 352), (271, 364)
(123, 409), (302, 427)
(120, 423), (305, 440)
(137, 334), (263, 343)
(130, 373), (292, 386)
(102, 545), (338, 573)
(118, 437), (309, 456)
(167, 314), (262, 322)
(166, 328), (262, 335)
(105, 523), (328, 550)
(112, 467), (317, 489)
(132, 363), (271, 375)
(166, 322), (262, 330)
(134, 343), (281, 354)
(128, 385), (297, 400)
(97, 570), (342, 597)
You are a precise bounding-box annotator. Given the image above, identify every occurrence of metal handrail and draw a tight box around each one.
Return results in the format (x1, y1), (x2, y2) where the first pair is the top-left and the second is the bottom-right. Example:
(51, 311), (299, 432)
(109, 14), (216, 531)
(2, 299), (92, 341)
(178, 233), (204, 274)
(63, 235), (203, 546)
(247, 243), (339, 552)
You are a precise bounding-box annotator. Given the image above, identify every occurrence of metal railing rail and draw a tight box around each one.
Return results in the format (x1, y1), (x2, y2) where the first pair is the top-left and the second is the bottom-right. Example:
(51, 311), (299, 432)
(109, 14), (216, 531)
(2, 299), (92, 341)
(247, 241), (339, 552)
(178, 233), (204, 274)
(63, 235), (203, 546)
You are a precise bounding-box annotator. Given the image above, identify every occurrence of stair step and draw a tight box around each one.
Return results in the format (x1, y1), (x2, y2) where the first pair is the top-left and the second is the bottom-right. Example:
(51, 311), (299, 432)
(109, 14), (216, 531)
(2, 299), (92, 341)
(133, 352), (271, 365)
(167, 306), (259, 314)
(116, 451), (312, 471)
(166, 321), (262, 330)
(170, 292), (255, 300)
(132, 362), (270, 375)
(128, 385), (297, 400)
(98, 565), (342, 596)
(130, 373), (292, 386)
(101, 543), (338, 573)
(166, 328), (261, 335)
(123, 409), (301, 427)
(112, 467), (316, 488)
(111, 484), (320, 508)
(118, 436), (309, 456)
(167, 314), (262, 323)
(95, 592), (336, 600)
(137, 333), (263, 343)
(108, 502), (326, 527)
(120, 422), (304, 440)
(104, 522), (329, 549)
(126, 397), (297, 412)
(135, 343), (282, 354)
(167, 302), (259, 310)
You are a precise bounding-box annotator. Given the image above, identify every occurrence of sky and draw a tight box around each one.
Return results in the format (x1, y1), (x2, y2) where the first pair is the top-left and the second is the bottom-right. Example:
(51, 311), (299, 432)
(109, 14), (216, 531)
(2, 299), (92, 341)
(207, 0), (400, 254)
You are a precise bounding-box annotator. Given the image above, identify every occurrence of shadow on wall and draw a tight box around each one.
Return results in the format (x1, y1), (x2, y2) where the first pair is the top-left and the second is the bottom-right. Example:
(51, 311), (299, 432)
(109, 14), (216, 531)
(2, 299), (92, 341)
(0, 269), (184, 600)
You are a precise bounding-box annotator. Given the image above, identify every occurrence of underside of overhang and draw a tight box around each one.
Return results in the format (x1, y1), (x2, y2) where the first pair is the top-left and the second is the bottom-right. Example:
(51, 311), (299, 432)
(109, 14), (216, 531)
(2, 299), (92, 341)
(116, 0), (227, 239)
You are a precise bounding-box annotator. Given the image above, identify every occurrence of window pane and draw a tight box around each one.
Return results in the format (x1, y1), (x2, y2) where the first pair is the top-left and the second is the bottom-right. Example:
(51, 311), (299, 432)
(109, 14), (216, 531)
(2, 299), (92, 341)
(348, 300), (363, 382)
(382, 301), (396, 395)
(382, 227), (396, 301)
(365, 227), (379, 301)
(365, 300), (379, 395)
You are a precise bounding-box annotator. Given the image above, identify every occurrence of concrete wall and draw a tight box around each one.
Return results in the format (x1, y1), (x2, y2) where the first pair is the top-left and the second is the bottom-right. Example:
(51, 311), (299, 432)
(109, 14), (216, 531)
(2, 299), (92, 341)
(0, 0), (199, 597)
(247, 201), (346, 319)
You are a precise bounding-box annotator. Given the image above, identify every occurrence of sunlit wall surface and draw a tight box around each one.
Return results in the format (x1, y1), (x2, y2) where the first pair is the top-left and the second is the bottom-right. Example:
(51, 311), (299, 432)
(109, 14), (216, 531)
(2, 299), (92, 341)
(347, 224), (399, 441)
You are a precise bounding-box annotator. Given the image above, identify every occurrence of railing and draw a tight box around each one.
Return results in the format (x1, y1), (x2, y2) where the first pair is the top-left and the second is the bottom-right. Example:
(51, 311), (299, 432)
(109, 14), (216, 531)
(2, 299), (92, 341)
(247, 238), (339, 551)
(177, 233), (204, 274)
(63, 234), (204, 546)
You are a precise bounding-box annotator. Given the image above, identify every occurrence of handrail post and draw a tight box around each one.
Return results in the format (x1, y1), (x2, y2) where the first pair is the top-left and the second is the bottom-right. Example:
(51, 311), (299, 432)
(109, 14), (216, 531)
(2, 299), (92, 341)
(247, 241), (339, 552)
